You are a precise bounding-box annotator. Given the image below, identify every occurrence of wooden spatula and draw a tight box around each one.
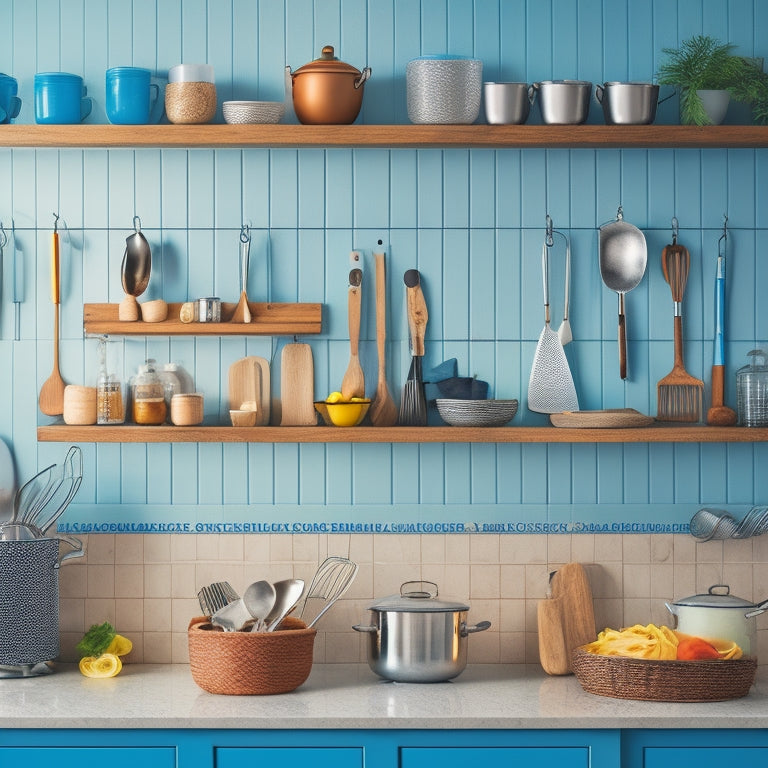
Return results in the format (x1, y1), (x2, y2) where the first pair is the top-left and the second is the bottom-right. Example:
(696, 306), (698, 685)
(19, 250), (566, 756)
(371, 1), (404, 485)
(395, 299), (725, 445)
(369, 250), (398, 426)
(341, 267), (364, 400)
(280, 343), (316, 426)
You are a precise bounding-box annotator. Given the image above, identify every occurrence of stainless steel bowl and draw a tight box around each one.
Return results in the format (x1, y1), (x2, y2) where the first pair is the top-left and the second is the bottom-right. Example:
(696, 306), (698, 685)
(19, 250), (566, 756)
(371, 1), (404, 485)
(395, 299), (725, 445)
(352, 581), (490, 682)
(530, 80), (592, 124)
(595, 81), (659, 125)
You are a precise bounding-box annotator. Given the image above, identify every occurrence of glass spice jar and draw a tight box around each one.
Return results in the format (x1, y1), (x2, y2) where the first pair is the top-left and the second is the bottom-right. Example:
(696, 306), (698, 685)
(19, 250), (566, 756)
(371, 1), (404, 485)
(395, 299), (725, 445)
(132, 358), (166, 425)
(96, 336), (125, 425)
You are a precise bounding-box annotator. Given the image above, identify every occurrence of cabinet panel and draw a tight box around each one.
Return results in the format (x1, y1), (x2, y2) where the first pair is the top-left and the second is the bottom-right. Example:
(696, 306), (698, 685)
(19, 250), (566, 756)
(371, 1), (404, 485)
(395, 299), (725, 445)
(0, 747), (175, 768)
(644, 747), (768, 767)
(400, 746), (589, 768)
(215, 746), (363, 768)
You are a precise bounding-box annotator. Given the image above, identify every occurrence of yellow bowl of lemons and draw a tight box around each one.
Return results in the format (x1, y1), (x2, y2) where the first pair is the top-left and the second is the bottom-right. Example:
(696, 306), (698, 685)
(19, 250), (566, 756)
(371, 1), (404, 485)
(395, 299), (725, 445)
(314, 392), (371, 427)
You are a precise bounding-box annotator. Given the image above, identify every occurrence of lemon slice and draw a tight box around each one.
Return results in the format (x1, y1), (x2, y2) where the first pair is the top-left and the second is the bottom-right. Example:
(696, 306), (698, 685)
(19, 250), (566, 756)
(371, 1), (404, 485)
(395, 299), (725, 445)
(79, 653), (123, 678)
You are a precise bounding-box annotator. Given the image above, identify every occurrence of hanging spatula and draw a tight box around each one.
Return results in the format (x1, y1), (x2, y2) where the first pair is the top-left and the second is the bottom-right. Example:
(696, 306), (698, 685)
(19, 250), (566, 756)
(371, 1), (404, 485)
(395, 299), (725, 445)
(399, 269), (428, 426)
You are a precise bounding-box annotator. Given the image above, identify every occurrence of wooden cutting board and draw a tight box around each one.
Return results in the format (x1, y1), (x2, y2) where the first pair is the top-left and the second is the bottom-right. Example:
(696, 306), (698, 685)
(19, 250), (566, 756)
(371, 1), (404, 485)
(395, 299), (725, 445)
(229, 355), (271, 425)
(538, 563), (597, 675)
(280, 343), (316, 426)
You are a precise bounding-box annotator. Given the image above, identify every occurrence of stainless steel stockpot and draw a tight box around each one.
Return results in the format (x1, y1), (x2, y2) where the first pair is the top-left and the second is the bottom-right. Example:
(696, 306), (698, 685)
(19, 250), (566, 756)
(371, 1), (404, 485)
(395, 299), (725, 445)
(352, 581), (490, 682)
(595, 81), (659, 125)
(529, 80), (592, 124)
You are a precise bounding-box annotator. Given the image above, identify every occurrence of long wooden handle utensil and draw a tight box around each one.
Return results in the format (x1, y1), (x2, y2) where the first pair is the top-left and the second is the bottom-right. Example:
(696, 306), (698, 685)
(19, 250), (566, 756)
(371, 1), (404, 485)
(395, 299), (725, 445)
(369, 249), (398, 426)
(399, 269), (428, 426)
(231, 225), (252, 323)
(341, 265), (365, 399)
(657, 237), (703, 422)
(39, 214), (66, 416)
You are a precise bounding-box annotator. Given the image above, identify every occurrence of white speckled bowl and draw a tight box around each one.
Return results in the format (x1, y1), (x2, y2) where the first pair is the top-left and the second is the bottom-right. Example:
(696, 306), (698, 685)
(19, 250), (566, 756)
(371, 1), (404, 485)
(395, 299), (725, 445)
(436, 398), (518, 427)
(222, 100), (285, 124)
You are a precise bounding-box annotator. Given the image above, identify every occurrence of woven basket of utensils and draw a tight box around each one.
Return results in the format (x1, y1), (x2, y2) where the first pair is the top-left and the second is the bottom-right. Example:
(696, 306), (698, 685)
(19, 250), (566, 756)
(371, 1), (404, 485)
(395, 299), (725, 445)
(572, 648), (757, 702)
(188, 615), (316, 695)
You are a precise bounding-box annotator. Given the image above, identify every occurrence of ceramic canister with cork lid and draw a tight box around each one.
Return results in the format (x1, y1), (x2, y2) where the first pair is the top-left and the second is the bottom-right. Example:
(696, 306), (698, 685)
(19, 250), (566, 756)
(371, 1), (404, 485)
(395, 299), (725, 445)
(165, 64), (216, 124)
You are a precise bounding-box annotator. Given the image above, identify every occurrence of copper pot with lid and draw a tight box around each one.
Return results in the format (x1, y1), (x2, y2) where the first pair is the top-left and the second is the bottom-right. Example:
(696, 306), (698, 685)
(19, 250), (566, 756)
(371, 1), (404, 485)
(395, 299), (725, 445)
(286, 45), (371, 125)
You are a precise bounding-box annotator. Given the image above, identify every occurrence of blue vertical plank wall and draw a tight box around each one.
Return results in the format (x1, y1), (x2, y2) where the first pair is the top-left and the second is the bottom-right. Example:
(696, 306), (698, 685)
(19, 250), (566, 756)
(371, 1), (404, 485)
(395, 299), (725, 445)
(0, 0), (766, 533)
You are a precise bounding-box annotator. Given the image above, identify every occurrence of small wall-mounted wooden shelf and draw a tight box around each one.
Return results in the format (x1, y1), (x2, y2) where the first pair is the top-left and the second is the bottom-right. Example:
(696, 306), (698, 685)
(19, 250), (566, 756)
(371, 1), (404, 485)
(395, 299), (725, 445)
(37, 424), (768, 444)
(83, 302), (322, 336)
(2, 124), (768, 150)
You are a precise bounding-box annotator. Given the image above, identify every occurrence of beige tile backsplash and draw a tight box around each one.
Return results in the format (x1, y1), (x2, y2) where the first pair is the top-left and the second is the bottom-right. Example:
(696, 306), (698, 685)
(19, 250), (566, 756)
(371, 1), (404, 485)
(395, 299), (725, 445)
(57, 533), (768, 665)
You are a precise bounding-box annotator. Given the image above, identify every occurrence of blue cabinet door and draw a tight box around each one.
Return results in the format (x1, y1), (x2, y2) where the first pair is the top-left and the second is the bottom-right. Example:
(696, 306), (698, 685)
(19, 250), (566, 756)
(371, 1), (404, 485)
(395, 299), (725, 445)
(215, 747), (363, 768)
(400, 746), (589, 768)
(644, 747), (768, 767)
(0, 747), (176, 768)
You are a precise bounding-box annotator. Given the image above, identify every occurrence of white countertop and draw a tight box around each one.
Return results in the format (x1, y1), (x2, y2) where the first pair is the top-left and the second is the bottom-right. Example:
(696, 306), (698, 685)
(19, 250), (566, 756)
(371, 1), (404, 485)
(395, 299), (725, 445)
(2, 663), (768, 730)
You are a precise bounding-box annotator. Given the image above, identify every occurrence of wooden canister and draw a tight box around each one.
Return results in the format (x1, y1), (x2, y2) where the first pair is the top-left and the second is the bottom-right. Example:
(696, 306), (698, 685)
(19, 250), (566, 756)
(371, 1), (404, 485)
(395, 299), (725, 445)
(171, 393), (204, 426)
(63, 385), (98, 425)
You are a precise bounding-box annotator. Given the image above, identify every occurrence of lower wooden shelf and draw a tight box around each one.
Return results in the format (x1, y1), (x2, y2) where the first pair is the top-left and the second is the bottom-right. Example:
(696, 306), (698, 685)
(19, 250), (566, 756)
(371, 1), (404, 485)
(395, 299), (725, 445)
(36, 424), (768, 444)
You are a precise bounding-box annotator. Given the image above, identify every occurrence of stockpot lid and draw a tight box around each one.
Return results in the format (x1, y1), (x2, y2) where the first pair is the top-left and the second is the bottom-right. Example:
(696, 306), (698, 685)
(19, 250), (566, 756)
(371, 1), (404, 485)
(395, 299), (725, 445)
(367, 581), (470, 613)
(293, 46), (362, 76)
(672, 584), (755, 609)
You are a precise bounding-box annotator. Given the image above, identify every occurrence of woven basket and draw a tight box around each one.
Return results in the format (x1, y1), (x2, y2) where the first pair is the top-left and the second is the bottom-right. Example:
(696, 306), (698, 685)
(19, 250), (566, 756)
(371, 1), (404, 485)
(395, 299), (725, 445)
(188, 615), (316, 695)
(572, 648), (757, 702)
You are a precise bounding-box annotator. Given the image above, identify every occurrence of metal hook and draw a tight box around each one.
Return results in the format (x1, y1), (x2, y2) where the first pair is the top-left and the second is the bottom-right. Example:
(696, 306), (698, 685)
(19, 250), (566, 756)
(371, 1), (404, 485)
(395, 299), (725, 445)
(718, 213), (728, 257)
(545, 214), (554, 247)
(53, 212), (60, 233)
(616, 205), (624, 221)
(671, 216), (679, 243)
(132, 214), (141, 233)
(240, 223), (251, 244)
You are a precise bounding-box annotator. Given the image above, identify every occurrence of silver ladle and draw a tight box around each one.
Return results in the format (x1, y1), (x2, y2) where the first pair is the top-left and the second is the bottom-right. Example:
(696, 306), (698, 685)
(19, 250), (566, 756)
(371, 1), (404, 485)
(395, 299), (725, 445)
(599, 206), (647, 380)
(119, 215), (151, 321)
(261, 578), (305, 632)
(243, 579), (277, 632)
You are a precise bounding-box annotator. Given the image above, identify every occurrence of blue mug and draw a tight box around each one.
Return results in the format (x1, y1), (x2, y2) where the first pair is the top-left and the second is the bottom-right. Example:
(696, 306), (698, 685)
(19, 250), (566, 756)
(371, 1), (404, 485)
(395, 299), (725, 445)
(34, 72), (93, 124)
(106, 66), (163, 125)
(0, 73), (21, 124)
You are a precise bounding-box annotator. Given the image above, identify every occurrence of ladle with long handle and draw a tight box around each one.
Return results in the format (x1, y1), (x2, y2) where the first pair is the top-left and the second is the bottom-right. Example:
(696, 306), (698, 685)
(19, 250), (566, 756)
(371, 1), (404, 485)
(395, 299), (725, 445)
(599, 206), (647, 380)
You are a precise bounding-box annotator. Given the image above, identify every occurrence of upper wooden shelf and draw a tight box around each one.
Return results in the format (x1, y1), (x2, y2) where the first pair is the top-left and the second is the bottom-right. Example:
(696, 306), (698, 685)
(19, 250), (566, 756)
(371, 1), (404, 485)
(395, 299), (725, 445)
(83, 302), (322, 336)
(37, 424), (768, 444)
(3, 124), (768, 149)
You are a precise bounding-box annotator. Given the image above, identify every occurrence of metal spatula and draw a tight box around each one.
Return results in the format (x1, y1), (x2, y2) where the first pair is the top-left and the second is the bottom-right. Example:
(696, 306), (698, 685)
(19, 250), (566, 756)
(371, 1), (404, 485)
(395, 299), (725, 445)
(528, 240), (579, 414)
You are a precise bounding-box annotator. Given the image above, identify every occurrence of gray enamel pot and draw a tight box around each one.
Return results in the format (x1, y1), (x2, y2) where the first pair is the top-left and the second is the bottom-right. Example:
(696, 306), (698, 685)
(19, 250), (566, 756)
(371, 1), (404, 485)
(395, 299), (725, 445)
(353, 581), (490, 682)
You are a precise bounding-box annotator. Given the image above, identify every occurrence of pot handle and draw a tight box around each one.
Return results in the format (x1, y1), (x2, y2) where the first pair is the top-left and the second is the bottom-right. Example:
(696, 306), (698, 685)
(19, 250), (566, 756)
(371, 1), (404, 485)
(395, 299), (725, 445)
(352, 624), (377, 633)
(528, 83), (539, 104)
(595, 84), (604, 104)
(56, 534), (84, 567)
(462, 620), (491, 636)
(401, 580), (438, 599)
(745, 598), (768, 619)
(664, 602), (679, 628)
(354, 67), (371, 89)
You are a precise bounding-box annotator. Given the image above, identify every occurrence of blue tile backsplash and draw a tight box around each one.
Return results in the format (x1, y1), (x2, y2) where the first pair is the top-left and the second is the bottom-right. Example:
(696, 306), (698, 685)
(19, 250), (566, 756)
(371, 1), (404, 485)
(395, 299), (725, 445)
(1, 0), (767, 533)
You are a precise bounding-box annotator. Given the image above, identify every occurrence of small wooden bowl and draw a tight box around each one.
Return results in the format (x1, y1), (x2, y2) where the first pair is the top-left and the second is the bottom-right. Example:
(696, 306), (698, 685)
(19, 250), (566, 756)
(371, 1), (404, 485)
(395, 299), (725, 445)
(230, 409), (258, 427)
(140, 299), (168, 323)
(171, 393), (204, 425)
(63, 385), (97, 425)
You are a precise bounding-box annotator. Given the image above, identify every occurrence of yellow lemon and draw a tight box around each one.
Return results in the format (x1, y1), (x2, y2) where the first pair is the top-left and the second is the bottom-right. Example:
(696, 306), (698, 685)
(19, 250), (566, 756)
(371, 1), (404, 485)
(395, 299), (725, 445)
(79, 653), (122, 678)
(326, 391), (344, 403)
(105, 634), (133, 657)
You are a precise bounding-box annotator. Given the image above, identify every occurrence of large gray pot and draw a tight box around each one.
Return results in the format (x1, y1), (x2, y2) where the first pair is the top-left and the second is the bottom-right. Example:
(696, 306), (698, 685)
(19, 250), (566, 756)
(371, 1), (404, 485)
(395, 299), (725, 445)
(353, 581), (490, 682)
(0, 536), (83, 667)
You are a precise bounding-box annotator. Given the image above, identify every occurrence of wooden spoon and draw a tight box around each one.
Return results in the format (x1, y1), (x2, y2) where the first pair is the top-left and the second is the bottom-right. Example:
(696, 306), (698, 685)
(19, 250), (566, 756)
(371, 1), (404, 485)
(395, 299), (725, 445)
(39, 215), (67, 416)
(340, 267), (365, 400)
(231, 226), (252, 323)
(369, 250), (398, 426)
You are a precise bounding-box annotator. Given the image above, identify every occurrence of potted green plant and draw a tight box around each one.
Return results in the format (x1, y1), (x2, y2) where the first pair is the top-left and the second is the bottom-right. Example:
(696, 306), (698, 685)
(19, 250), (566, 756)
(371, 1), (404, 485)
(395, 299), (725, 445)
(657, 35), (768, 125)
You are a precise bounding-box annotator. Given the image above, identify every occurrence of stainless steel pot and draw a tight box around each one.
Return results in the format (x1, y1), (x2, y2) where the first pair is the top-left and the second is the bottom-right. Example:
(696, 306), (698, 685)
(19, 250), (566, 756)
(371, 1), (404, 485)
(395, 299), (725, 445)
(529, 80), (592, 124)
(595, 81), (659, 125)
(352, 581), (490, 682)
(665, 584), (757, 657)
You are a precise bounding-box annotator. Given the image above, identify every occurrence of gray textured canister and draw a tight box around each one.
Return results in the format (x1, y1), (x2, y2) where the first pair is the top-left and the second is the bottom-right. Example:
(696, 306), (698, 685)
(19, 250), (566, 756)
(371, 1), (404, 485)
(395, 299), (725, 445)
(406, 55), (483, 124)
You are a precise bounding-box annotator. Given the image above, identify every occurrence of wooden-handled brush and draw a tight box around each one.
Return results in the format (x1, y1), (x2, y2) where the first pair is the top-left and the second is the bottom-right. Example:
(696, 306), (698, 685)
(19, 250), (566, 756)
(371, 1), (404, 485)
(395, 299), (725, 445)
(657, 236), (703, 422)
